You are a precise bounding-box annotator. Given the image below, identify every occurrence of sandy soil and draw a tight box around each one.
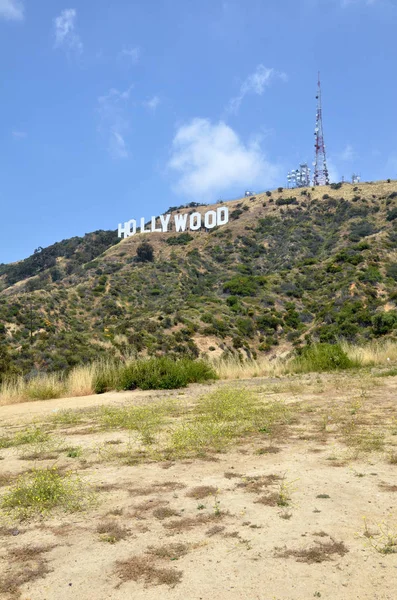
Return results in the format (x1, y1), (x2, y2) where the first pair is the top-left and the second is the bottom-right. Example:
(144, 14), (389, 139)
(0, 374), (397, 600)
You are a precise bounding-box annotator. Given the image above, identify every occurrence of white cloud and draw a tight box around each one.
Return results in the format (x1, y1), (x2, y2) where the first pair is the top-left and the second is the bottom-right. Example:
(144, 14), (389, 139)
(54, 9), (82, 54)
(168, 118), (282, 201)
(144, 96), (160, 112)
(0, 0), (23, 20)
(338, 144), (357, 161)
(120, 47), (140, 65)
(110, 132), (128, 159)
(97, 86), (133, 159)
(12, 130), (27, 139)
(227, 65), (287, 114)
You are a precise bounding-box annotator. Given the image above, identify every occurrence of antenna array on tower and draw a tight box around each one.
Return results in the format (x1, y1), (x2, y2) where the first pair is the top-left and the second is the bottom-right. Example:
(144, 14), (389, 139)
(313, 74), (330, 187)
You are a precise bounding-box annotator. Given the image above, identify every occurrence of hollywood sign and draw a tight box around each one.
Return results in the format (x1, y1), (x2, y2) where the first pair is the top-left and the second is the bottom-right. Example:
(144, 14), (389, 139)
(118, 206), (229, 239)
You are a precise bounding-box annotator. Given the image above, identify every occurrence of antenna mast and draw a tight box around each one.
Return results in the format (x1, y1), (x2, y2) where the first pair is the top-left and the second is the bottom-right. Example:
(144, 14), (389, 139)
(313, 73), (329, 186)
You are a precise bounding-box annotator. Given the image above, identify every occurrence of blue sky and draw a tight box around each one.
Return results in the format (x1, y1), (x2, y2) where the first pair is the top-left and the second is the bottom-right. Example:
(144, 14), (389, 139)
(1, 0), (396, 263)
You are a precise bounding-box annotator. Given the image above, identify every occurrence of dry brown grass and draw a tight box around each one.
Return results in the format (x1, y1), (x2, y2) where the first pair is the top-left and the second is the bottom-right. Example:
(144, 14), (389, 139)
(275, 539), (349, 563)
(1, 544), (55, 599)
(343, 340), (397, 367)
(9, 544), (56, 561)
(255, 492), (280, 507)
(153, 507), (180, 520)
(186, 485), (218, 499)
(224, 471), (242, 479)
(0, 472), (15, 487)
(206, 525), (226, 536)
(97, 521), (129, 543)
(212, 355), (286, 380)
(128, 482), (186, 496)
(147, 543), (189, 560)
(388, 452), (397, 465)
(236, 474), (281, 494)
(115, 555), (182, 588)
(379, 483), (397, 492)
(163, 513), (225, 532)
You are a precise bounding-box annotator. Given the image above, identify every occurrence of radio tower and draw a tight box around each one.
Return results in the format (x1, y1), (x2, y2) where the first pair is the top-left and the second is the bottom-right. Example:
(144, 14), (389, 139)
(313, 73), (329, 186)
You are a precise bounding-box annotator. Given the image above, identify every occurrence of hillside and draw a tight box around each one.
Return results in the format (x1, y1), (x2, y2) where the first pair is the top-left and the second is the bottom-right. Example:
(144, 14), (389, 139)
(1, 180), (397, 375)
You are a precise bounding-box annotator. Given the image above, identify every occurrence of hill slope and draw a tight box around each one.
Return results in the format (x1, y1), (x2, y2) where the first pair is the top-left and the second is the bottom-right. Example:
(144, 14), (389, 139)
(1, 180), (397, 374)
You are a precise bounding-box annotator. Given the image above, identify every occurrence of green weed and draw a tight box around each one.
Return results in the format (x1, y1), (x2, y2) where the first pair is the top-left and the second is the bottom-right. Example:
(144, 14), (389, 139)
(1, 467), (94, 519)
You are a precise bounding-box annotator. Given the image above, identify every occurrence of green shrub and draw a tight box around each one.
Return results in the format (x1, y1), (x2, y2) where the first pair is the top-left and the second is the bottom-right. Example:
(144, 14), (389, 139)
(386, 208), (397, 222)
(372, 312), (397, 336)
(291, 343), (359, 373)
(136, 242), (154, 262)
(349, 220), (377, 242)
(166, 233), (194, 246)
(386, 263), (397, 281)
(117, 357), (216, 391)
(223, 276), (257, 296)
(1, 467), (93, 518)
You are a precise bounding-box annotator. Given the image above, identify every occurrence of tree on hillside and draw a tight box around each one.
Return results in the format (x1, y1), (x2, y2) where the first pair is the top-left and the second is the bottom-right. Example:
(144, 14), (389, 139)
(0, 345), (11, 384)
(136, 242), (154, 263)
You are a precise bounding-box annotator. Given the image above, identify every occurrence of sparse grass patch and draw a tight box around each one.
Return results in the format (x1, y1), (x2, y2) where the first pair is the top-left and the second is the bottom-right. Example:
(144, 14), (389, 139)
(0, 472), (15, 487)
(1, 467), (94, 519)
(388, 452), (397, 465)
(128, 481), (186, 496)
(163, 513), (224, 532)
(362, 518), (397, 554)
(147, 543), (189, 560)
(115, 555), (182, 587)
(275, 539), (348, 563)
(153, 507), (180, 520)
(166, 389), (293, 458)
(49, 409), (85, 427)
(345, 429), (385, 455)
(97, 520), (129, 543)
(0, 544), (54, 598)
(186, 486), (218, 499)
(99, 403), (172, 444)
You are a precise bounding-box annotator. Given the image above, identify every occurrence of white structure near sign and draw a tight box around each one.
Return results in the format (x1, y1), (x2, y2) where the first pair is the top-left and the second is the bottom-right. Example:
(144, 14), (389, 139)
(118, 207), (229, 239)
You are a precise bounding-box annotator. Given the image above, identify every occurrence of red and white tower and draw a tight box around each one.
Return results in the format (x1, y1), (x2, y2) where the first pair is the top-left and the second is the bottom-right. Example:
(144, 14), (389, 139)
(313, 73), (329, 186)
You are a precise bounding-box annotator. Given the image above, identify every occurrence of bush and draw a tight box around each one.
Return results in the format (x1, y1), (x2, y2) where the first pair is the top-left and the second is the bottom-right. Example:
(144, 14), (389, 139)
(386, 208), (397, 222)
(386, 263), (397, 281)
(223, 276), (257, 296)
(372, 312), (397, 336)
(116, 357), (216, 391)
(276, 197), (297, 206)
(291, 343), (359, 373)
(136, 242), (154, 262)
(349, 220), (377, 242)
(166, 233), (194, 246)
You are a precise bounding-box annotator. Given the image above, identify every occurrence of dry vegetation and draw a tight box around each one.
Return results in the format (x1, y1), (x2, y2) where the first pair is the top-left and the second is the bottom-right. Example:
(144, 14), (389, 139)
(0, 360), (397, 598)
(2, 338), (397, 406)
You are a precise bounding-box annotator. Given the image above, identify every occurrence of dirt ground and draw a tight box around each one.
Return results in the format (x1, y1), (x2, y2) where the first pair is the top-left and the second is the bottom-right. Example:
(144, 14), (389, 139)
(0, 373), (397, 600)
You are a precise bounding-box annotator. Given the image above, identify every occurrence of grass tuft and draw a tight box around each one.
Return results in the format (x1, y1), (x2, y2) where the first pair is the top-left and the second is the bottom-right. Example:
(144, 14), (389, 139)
(1, 467), (94, 519)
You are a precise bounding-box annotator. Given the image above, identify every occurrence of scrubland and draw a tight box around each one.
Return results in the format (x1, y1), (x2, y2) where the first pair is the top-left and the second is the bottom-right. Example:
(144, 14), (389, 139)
(0, 344), (397, 599)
